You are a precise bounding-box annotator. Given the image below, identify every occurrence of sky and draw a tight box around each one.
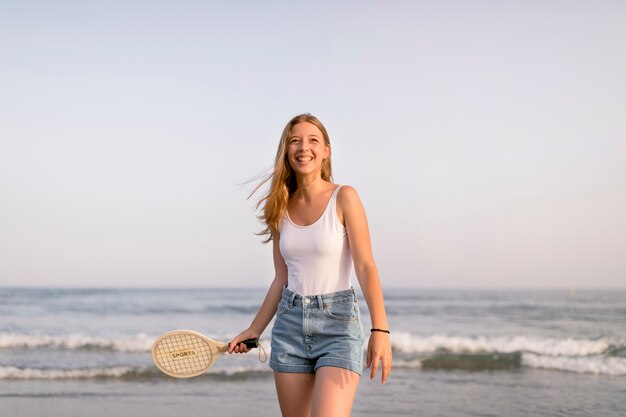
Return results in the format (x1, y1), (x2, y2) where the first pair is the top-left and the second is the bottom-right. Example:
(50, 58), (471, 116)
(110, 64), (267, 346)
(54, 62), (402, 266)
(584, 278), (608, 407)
(1, 1), (625, 288)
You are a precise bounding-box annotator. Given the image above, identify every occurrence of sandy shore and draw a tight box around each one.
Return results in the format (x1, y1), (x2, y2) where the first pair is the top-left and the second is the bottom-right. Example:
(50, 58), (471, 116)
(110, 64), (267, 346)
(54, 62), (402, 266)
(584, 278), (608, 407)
(4, 368), (625, 417)
(5, 396), (281, 417)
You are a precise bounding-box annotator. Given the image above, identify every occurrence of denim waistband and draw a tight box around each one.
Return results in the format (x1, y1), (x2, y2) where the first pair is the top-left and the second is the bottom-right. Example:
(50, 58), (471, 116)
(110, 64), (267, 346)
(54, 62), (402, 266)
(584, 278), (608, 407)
(281, 286), (357, 309)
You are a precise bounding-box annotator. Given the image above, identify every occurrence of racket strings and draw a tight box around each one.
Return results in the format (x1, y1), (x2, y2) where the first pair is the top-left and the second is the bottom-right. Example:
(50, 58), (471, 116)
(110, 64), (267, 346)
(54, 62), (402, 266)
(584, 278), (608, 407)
(154, 333), (214, 376)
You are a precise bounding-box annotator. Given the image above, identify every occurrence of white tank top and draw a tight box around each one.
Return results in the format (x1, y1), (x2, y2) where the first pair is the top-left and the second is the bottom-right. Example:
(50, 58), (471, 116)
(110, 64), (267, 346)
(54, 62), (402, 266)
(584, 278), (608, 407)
(279, 185), (353, 296)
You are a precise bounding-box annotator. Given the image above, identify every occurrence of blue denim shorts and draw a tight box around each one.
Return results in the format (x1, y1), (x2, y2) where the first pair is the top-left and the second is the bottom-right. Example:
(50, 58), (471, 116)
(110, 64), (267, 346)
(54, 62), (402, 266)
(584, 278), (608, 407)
(270, 286), (364, 375)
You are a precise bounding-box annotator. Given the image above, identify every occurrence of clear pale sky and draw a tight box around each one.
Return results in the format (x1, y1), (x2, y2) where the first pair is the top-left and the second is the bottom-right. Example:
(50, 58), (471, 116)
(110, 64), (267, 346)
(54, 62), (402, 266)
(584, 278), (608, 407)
(1, 1), (625, 288)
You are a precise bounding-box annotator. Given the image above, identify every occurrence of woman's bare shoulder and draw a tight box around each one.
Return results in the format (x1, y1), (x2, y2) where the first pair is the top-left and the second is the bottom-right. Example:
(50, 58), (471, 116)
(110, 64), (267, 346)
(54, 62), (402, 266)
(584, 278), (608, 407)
(336, 185), (365, 226)
(337, 185), (361, 204)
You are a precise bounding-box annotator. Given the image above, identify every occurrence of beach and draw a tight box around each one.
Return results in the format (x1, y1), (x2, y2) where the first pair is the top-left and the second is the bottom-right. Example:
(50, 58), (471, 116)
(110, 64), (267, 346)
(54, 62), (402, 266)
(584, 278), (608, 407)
(1, 288), (625, 416)
(4, 368), (625, 417)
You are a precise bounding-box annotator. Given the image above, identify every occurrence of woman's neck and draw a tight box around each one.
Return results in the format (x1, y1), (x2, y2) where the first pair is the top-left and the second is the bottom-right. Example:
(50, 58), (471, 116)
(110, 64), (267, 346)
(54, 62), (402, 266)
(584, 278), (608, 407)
(295, 175), (330, 201)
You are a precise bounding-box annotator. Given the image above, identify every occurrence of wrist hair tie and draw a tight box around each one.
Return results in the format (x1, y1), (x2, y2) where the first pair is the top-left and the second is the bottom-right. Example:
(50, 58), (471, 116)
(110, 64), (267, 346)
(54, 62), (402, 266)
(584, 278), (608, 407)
(371, 328), (390, 334)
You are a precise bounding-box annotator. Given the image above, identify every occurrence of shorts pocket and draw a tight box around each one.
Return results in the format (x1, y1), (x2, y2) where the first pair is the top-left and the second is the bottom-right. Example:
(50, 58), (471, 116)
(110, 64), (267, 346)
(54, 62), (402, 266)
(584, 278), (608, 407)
(276, 300), (289, 315)
(324, 301), (358, 321)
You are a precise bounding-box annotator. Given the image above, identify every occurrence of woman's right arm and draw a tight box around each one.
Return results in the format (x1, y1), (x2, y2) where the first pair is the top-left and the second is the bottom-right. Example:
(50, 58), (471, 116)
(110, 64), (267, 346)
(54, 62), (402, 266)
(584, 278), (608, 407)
(228, 235), (287, 353)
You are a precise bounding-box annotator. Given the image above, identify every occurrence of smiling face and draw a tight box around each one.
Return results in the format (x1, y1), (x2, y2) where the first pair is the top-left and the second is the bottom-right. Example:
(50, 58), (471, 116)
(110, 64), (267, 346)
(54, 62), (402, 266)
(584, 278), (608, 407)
(286, 122), (331, 178)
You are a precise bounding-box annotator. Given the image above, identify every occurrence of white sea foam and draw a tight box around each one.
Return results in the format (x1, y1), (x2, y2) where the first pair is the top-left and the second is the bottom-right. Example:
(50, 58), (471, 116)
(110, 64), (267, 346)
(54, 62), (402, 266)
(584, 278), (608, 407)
(3, 331), (621, 358)
(0, 366), (135, 380)
(391, 358), (423, 369)
(3, 331), (621, 356)
(389, 332), (620, 356)
(0, 365), (271, 380)
(523, 353), (626, 376)
(0, 332), (153, 352)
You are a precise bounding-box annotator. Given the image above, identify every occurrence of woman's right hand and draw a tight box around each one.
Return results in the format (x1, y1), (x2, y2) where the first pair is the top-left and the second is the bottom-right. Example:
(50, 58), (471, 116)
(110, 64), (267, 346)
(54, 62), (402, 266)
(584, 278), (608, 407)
(228, 328), (260, 354)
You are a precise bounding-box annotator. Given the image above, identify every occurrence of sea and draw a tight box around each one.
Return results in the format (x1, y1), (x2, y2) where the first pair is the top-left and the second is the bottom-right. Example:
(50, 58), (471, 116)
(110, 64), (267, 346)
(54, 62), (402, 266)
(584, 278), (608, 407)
(1, 287), (625, 417)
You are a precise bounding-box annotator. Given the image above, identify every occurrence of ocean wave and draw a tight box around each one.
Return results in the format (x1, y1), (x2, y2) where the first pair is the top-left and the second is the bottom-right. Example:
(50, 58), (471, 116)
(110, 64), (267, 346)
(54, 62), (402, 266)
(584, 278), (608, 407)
(390, 332), (624, 357)
(390, 354), (626, 376)
(0, 332), (273, 354)
(5, 356), (622, 380)
(0, 332), (153, 352)
(3, 331), (625, 377)
(388, 333), (626, 376)
(5, 331), (621, 357)
(523, 353), (626, 376)
(0, 365), (271, 381)
(420, 351), (522, 371)
(2, 357), (624, 380)
(0, 366), (140, 380)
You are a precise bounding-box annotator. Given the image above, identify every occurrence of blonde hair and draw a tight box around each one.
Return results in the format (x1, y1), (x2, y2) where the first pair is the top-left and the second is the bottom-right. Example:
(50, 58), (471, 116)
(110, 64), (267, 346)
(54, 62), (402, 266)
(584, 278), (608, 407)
(251, 113), (332, 242)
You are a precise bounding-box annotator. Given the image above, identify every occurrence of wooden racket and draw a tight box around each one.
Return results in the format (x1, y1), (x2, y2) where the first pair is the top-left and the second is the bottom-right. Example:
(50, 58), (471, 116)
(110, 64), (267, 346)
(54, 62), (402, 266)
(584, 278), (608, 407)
(151, 329), (259, 378)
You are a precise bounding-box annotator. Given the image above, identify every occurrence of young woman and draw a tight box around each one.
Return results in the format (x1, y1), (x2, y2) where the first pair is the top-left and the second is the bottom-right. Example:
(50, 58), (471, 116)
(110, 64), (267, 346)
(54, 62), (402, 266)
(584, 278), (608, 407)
(229, 113), (392, 417)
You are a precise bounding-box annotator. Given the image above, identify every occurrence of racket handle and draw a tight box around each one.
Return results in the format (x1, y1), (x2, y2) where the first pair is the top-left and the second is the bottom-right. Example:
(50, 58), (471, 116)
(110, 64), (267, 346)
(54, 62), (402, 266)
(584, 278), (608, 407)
(229, 338), (259, 349)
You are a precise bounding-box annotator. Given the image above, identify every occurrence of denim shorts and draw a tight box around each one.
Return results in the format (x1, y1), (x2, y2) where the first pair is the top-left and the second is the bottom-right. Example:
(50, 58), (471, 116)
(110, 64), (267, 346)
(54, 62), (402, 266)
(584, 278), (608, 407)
(270, 286), (364, 375)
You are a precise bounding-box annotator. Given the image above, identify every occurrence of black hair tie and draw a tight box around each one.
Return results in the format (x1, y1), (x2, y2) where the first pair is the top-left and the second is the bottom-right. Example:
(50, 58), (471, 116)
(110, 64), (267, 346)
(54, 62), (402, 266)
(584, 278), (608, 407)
(371, 328), (390, 334)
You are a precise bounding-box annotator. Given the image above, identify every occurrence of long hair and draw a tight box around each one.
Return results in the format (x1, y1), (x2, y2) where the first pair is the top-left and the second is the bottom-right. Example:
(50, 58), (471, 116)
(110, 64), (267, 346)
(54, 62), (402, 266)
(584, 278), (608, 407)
(251, 113), (332, 242)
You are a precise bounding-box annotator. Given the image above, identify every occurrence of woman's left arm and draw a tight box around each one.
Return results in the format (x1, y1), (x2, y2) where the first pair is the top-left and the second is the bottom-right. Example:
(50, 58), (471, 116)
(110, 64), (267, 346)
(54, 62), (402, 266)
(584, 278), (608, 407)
(338, 186), (392, 384)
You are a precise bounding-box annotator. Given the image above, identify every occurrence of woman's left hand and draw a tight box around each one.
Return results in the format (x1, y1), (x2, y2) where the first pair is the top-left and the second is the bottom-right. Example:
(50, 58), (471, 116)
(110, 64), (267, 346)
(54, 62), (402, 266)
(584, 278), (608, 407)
(366, 331), (392, 383)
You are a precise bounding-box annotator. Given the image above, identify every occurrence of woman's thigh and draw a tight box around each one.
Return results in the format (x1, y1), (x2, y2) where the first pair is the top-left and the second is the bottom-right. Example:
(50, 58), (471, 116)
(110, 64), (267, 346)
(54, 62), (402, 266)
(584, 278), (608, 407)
(312, 366), (360, 417)
(274, 371), (315, 417)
